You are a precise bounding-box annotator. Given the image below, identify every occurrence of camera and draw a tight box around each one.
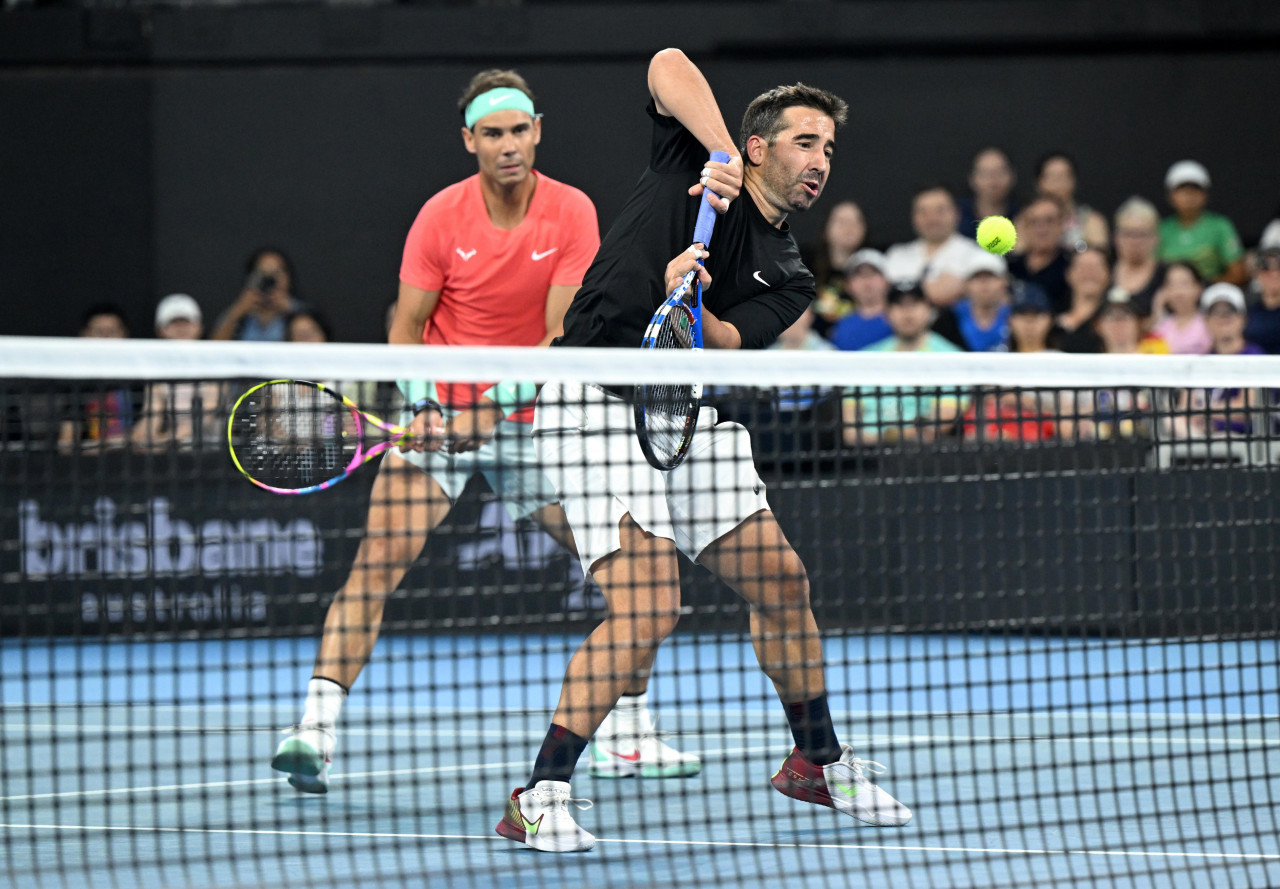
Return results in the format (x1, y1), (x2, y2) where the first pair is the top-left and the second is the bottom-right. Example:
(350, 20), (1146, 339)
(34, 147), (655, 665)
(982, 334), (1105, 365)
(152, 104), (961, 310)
(249, 272), (279, 295)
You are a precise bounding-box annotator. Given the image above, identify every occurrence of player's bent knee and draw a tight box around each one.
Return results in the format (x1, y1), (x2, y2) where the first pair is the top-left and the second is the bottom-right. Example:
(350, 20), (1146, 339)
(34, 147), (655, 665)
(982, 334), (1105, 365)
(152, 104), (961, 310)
(610, 607), (681, 648)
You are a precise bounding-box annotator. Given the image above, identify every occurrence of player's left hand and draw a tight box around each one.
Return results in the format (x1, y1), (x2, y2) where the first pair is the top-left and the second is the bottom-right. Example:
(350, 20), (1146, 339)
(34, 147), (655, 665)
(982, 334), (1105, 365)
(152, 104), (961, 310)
(688, 154), (742, 213)
(444, 402), (502, 453)
(665, 246), (713, 299)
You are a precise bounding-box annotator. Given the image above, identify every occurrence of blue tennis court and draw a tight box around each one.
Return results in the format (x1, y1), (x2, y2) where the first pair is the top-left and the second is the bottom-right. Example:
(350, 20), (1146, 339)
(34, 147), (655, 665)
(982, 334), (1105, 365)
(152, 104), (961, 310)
(4, 632), (1277, 889)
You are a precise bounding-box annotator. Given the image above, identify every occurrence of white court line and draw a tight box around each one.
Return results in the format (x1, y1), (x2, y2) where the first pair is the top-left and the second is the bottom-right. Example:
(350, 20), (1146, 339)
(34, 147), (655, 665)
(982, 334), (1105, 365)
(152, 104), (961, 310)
(0, 761), (523, 804)
(0, 746), (785, 804)
(7, 724), (1277, 749)
(2, 822), (1278, 863)
(5, 723), (1277, 806)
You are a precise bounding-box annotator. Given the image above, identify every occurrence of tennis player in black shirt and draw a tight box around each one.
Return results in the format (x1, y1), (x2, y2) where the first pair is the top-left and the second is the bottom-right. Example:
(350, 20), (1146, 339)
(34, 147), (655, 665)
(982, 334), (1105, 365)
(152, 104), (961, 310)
(497, 48), (911, 852)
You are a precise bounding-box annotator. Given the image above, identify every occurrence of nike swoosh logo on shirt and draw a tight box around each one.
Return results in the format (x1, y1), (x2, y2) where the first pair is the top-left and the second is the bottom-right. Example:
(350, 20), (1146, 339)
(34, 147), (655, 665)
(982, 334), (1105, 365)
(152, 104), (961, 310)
(457, 248), (477, 261)
(531, 248), (558, 261)
(753, 270), (769, 286)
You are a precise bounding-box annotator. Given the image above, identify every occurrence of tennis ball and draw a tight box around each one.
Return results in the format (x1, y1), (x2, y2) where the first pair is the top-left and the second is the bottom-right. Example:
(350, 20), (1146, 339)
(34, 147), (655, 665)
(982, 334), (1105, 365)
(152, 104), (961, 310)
(976, 216), (1017, 255)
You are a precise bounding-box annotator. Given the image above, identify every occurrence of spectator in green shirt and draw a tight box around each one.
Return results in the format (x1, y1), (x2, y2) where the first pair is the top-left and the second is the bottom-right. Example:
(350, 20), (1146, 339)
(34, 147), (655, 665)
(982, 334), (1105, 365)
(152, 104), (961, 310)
(1157, 160), (1246, 286)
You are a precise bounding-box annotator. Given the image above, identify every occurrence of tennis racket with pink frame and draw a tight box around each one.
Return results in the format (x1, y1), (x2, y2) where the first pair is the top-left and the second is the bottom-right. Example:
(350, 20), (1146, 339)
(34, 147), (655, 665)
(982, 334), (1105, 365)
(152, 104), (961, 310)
(227, 379), (419, 495)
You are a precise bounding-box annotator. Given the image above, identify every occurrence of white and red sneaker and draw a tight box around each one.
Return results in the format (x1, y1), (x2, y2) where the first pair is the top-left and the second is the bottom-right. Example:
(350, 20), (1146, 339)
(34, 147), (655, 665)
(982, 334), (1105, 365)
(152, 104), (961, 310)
(771, 743), (911, 826)
(587, 696), (701, 778)
(270, 723), (334, 794)
(495, 781), (595, 853)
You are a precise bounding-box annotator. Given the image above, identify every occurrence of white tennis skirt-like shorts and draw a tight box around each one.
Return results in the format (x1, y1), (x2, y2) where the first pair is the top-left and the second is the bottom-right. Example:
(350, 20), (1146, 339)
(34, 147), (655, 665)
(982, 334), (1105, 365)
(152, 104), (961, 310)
(389, 416), (557, 522)
(532, 381), (769, 573)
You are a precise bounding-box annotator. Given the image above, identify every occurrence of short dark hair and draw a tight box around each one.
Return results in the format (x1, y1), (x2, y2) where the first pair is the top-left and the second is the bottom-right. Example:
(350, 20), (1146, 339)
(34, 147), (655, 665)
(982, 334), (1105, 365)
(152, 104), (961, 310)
(1165, 260), (1204, 287)
(912, 183), (957, 205)
(1035, 150), (1077, 180)
(80, 302), (129, 334)
(1070, 245), (1111, 268)
(971, 146), (1013, 172)
(285, 309), (333, 343)
(458, 69), (535, 121)
(1024, 192), (1068, 220)
(738, 83), (848, 160)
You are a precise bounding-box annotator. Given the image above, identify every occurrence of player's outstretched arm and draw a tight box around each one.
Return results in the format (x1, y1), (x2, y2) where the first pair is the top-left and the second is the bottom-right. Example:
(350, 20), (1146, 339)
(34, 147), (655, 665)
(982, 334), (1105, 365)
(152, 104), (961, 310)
(648, 48), (741, 211)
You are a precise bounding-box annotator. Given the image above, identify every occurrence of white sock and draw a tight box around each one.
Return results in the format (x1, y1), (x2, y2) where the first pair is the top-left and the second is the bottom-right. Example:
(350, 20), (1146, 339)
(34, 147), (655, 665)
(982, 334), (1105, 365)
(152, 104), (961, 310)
(301, 677), (347, 728)
(613, 692), (649, 736)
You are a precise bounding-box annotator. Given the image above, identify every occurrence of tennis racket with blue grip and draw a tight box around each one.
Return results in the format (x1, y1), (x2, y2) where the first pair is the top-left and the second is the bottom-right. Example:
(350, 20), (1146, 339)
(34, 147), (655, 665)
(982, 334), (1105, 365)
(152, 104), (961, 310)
(634, 150), (729, 471)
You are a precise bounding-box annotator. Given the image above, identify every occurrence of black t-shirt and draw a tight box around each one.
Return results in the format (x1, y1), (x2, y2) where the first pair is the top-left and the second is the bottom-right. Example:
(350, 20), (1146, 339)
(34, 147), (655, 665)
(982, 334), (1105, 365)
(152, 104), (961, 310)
(1008, 249), (1071, 315)
(558, 101), (814, 355)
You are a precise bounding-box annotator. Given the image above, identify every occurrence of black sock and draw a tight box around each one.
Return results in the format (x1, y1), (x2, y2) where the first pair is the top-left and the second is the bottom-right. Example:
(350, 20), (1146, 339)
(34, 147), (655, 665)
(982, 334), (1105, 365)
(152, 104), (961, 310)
(785, 694), (843, 766)
(528, 724), (590, 786)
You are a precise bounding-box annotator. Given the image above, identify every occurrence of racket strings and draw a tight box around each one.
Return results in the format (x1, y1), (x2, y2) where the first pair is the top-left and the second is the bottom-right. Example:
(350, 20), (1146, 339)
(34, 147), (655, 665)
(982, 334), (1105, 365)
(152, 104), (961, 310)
(638, 302), (700, 467)
(231, 382), (359, 488)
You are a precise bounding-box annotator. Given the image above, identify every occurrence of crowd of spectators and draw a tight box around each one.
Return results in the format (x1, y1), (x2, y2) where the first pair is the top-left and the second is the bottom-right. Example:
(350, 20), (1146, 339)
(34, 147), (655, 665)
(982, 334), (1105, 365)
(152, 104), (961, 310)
(14, 246), (347, 455)
(795, 153), (1280, 457)
(19, 153), (1280, 461)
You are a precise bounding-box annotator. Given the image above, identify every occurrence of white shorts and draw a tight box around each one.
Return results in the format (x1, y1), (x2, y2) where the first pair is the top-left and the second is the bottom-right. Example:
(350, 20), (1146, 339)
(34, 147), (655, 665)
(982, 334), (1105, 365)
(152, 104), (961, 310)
(390, 418), (557, 521)
(532, 381), (769, 573)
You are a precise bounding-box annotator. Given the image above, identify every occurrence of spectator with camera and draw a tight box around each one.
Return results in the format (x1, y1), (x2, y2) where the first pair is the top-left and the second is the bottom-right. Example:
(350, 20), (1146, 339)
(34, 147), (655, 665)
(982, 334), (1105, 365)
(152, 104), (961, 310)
(211, 247), (303, 341)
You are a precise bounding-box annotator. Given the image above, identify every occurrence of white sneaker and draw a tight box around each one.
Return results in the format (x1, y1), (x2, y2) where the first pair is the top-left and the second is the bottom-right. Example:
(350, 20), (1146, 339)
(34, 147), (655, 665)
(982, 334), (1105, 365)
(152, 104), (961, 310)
(495, 781), (595, 853)
(271, 723), (334, 794)
(771, 743), (912, 827)
(588, 704), (701, 778)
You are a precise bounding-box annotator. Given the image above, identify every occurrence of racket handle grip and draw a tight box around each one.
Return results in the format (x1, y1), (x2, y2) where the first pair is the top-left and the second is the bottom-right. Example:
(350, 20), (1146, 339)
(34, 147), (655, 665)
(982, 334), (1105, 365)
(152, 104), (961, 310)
(693, 150), (730, 247)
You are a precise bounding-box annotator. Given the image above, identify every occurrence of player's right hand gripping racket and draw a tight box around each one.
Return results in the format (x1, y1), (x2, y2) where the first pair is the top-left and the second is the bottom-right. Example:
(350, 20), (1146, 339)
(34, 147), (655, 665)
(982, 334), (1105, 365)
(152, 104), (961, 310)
(227, 379), (421, 495)
(634, 149), (729, 471)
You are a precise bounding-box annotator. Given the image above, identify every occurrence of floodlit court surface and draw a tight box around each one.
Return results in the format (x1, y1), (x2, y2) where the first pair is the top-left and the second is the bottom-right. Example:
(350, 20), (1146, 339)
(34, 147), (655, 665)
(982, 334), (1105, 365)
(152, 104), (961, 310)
(3, 633), (1278, 889)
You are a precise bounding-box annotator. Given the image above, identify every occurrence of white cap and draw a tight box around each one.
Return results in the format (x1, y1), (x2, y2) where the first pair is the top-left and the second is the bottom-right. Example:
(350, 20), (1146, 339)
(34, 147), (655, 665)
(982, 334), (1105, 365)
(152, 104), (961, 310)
(1200, 282), (1246, 314)
(1165, 160), (1211, 190)
(155, 293), (202, 328)
(964, 251), (1008, 278)
(1259, 218), (1280, 251)
(842, 248), (888, 276)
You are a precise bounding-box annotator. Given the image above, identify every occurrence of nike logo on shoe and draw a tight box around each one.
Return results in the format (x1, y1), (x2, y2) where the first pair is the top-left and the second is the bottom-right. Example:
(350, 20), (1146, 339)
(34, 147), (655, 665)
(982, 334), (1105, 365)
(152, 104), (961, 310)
(531, 248), (558, 261)
(457, 248), (477, 261)
(753, 270), (769, 286)
(832, 778), (859, 798)
(609, 748), (641, 762)
(506, 798), (543, 835)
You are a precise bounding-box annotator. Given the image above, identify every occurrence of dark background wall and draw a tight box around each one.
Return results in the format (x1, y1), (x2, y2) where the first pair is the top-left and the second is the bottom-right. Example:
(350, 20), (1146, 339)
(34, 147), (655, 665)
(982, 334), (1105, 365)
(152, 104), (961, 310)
(3, 1), (1279, 342)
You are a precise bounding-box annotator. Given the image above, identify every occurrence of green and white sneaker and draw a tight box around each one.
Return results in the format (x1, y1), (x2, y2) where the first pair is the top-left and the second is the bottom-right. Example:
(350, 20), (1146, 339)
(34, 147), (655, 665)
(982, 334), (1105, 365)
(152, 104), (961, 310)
(771, 743), (911, 826)
(495, 781), (595, 853)
(271, 723), (334, 794)
(588, 696), (701, 778)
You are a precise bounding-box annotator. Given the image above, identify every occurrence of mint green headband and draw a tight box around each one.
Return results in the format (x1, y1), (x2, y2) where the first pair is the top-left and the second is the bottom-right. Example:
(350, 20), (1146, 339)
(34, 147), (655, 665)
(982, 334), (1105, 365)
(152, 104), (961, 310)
(464, 88), (538, 129)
